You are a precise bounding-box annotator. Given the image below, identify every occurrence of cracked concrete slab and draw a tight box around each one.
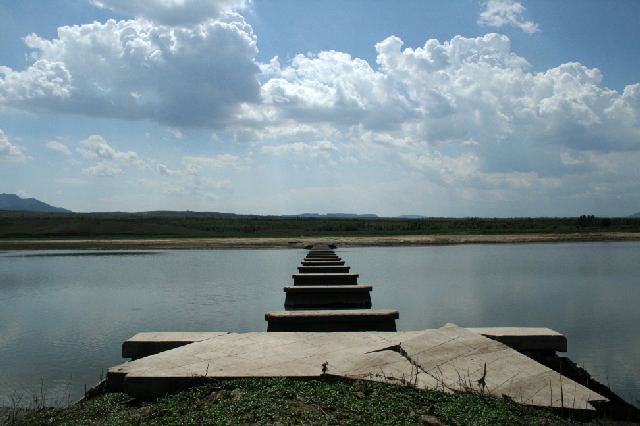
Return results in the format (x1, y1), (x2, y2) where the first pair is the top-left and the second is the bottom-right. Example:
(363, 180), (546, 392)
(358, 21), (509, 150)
(107, 324), (606, 413)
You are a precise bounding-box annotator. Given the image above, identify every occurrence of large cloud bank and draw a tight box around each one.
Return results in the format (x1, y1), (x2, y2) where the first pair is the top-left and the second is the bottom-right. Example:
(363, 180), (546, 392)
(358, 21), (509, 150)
(2, 8), (637, 148)
(254, 33), (640, 153)
(249, 33), (640, 213)
(0, 12), (259, 127)
(1, 1), (640, 214)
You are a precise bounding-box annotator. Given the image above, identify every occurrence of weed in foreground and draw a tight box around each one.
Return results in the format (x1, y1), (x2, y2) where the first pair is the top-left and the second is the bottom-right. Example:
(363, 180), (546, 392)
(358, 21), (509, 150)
(5, 377), (585, 425)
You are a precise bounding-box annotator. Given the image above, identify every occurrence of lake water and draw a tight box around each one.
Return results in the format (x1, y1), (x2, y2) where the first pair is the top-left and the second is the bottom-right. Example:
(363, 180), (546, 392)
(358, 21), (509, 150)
(1, 243), (639, 407)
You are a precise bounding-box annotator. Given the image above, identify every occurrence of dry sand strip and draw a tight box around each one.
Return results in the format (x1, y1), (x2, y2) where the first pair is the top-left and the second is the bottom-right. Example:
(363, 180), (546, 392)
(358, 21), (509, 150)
(2, 232), (640, 250)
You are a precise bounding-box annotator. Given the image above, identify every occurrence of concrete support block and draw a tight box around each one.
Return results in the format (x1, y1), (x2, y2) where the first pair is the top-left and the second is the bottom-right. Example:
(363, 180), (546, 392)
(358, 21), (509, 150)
(304, 259), (342, 264)
(302, 256), (342, 262)
(284, 285), (372, 308)
(468, 327), (568, 352)
(297, 265), (351, 273)
(293, 273), (359, 285)
(265, 309), (398, 332)
(122, 332), (229, 359)
(306, 251), (340, 258)
(301, 260), (345, 266)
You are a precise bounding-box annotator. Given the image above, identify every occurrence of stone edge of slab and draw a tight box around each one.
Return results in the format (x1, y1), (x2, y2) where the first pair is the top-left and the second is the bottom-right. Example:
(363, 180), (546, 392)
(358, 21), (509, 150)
(121, 326), (567, 359)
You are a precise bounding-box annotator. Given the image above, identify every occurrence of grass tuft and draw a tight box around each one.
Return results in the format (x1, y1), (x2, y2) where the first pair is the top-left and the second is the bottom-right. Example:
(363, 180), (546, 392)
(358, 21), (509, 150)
(4, 377), (589, 425)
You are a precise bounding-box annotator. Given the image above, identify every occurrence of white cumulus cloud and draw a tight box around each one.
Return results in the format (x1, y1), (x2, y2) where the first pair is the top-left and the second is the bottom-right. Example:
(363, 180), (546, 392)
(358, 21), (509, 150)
(91, 0), (250, 27)
(262, 140), (336, 160)
(0, 129), (28, 162)
(157, 163), (182, 176)
(0, 15), (260, 127)
(182, 154), (248, 170)
(162, 166), (234, 199)
(244, 31), (640, 214)
(256, 33), (640, 158)
(78, 135), (144, 164)
(3, 8), (640, 215)
(77, 135), (149, 176)
(259, 50), (414, 131)
(478, 0), (540, 34)
(46, 140), (72, 155)
(82, 162), (123, 176)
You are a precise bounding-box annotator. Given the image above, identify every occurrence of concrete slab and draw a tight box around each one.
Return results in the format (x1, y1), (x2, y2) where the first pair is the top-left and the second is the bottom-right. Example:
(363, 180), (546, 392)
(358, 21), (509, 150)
(293, 273), (359, 285)
(284, 285), (373, 293)
(396, 325), (593, 409)
(307, 250), (336, 255)
(284, 285), (372, 308)
(120, 327), (568, 361)
(304, 256), (341, 261)
(266, 309), (398, 331)
(301, 260), (345, 266)
(297, 265), (351, 273)
(468, 327), (567, 352)
(122, 332), (230, 360)
(107, 324), (606, 413)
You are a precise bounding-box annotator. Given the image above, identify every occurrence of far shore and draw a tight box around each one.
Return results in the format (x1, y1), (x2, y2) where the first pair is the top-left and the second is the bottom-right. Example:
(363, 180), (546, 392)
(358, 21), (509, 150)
(2, 232), (640, 251)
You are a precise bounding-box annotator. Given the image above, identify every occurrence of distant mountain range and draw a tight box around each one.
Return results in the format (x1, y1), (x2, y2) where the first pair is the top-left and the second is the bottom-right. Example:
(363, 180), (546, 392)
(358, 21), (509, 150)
(3, 193), (640, 219)
(0, 194), (72, 213)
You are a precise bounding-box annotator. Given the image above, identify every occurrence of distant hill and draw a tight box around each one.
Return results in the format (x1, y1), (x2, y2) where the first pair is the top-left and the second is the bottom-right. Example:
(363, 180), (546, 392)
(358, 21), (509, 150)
(0, 194), (71, 213)
(283, 213), (379, 219)
(631, 212), (640, 218)
(140, 210), (242, 218)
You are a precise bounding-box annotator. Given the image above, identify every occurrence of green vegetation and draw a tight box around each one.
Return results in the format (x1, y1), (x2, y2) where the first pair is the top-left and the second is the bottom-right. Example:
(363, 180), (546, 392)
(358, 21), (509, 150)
(1, 211), (639, 239)
(6, 377), (588, 425)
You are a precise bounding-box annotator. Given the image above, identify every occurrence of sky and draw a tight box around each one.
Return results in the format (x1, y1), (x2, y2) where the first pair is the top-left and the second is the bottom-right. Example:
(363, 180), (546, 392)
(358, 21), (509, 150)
(1, 0), (640, 217)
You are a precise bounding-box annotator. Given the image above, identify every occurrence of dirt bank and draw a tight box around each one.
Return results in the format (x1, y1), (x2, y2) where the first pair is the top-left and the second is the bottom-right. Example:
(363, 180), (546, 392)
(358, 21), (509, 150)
(1, 232), (640, 250)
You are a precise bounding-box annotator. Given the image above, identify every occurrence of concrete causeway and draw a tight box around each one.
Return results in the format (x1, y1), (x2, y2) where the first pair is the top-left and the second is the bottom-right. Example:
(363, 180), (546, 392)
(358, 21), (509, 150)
(120, 327), (568, 360)
(301, 260), (345, 265)
(105, 244), (610, 416)
(283, 285), (373, 309)
(266, 309), (398, 331)
(273, 245), (396, 329)
(297, 265), (351, 273)
(107, 324), (606, 414)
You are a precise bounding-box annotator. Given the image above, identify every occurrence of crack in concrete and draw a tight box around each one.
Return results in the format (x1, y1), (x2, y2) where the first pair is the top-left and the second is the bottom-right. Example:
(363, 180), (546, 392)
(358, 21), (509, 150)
(368, 343), (441, 389)
(369, 342), (492, 395)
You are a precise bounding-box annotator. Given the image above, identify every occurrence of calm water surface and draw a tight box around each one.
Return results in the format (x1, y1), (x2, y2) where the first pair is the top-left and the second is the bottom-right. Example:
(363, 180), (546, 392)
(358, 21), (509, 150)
(1, 243), (638, 406)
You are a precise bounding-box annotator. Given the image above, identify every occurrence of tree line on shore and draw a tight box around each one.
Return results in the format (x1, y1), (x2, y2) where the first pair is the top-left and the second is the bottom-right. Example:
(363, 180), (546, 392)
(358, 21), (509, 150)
(1, 211), (639, 239)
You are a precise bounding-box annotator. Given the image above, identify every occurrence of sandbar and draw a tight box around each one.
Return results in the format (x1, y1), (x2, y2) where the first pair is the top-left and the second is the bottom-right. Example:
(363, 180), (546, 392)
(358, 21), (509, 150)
(1, 232), (640, 250)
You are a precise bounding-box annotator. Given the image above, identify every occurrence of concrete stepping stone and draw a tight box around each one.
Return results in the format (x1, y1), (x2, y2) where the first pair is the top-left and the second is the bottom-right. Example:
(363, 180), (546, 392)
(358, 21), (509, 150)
(297, 265), (351, 273)
(120, 327), (569, 360)
(467, 327), (567, 352)
(306, 252), (340, 258)
(265, 309), (398, 332)
(293, 273), (359, 285)
(284, 285), (372, 308)
(122, 332), (230, 360)
(301, 260), (346, 266)
(304, 256), (341, 262)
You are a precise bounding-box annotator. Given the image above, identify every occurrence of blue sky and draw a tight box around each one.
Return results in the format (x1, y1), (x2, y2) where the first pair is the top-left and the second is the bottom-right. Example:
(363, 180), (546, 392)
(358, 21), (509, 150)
(1, 0), (640, 216)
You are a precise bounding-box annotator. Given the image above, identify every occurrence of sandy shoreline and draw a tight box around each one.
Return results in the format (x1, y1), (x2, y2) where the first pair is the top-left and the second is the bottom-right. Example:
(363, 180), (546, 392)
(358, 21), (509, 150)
(2, 232), (640, 250)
